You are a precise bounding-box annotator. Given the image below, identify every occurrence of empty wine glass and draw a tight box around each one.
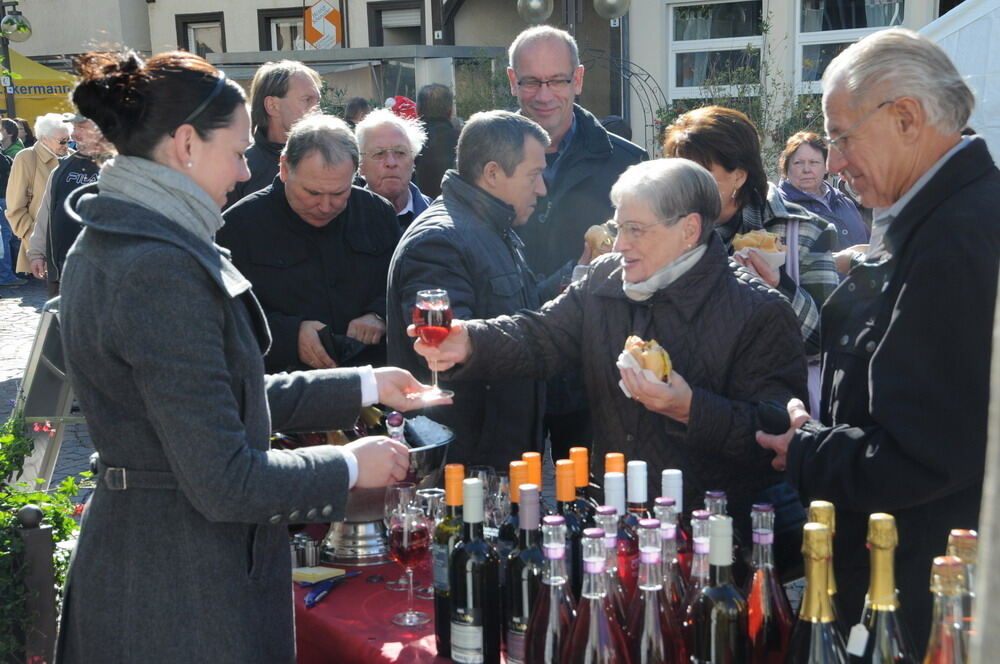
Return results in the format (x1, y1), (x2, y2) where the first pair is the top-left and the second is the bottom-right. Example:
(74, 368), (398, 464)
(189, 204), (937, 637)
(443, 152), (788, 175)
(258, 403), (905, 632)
(408, 289), (455, 400)
(383, 482), (416, 591)
(386, 500), (431, 626)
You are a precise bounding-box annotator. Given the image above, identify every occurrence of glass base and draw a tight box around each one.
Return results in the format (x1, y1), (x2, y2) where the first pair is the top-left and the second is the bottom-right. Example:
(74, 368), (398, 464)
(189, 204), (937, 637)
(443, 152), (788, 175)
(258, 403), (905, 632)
(392, 609), (431, 626)
(386, 577), (408, 591)
(405, 386), (454, 401)
(415, 585), (434, 600)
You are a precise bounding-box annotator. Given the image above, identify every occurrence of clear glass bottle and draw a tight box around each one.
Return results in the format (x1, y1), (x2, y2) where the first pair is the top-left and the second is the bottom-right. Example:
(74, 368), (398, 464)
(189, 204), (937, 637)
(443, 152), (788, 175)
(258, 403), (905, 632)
(946, 528), (977, 651)
(605, 470), (638, 605)
(662, 469), (693, 581)
(626, 518), (687, 664)
(524, 515), (576, 664)
(653, 496), (688, 626)
(745, 504), (793, 663)
(922, 555), (968, 664)
(686, 509), (713, 602)
(594, 505), (629, 626)
(787, 522), (848, 663)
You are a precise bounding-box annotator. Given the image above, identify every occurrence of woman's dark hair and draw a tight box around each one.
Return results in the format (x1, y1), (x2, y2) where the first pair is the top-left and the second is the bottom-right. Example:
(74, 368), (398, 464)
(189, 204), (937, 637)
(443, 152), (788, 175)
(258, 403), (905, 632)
(779, 131), (828, 176)
(662, 106), (769, 208)
(344, 97), (371, 123)
(16, 117), (35, 146)
(1, 117), (18, 141)
(72, 50), (246, 159)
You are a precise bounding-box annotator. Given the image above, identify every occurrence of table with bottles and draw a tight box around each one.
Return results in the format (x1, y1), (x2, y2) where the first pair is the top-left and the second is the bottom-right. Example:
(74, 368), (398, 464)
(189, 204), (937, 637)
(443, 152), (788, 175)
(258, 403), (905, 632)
(295, 447), (978, 664)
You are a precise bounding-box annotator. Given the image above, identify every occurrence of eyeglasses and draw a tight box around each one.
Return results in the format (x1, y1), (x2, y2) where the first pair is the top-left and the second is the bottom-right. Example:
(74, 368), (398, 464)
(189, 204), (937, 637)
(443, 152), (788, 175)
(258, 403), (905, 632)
(363, 147), (412, 162)
(56, 139), (71, 145)
(608, 213), (688, 240)
(825, 99), (895, 155)
(516, 77), (573, 92)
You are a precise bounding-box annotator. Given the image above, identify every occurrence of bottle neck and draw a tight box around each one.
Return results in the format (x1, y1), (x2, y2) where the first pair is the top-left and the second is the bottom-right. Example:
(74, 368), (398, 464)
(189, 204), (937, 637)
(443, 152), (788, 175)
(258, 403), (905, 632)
(464, 520), (485, 542)
(510, 501), (520, 517)
(660, 524), (678, 560)
(581, 557), (609, 599)
(628, 501), (647, 517)
(709, 561), (735, 587)
(927, 591), (965, 655)
(691, 533), (710, 583)
(603, 533), (619, 571)
(519, 526), (540, 550)
(543, 546), (570, 586)
(445, 505), (462, 521)
(751, 529), (775, 569)
(867, 546), (898, 609)
(638, 549), (663, 590)
(800, 555), (836, 623)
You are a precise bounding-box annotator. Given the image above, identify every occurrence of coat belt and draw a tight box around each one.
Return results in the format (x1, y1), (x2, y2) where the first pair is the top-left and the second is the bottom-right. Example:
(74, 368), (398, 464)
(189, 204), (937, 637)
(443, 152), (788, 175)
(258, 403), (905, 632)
(90, 453), (178, 490)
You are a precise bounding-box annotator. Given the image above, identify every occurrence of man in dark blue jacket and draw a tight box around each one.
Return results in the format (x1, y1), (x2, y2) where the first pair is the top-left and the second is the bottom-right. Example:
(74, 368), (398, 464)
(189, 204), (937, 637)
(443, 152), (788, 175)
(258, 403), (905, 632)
(506, 26), (647, 456)
(386, 111), (548, 469)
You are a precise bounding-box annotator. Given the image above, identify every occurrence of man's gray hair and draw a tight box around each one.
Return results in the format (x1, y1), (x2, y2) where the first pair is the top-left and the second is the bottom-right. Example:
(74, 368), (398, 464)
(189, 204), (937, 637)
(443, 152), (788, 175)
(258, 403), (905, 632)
(457, 110), (549, 182)
(355, 108), (427, 157)
(34, 113), (67, 139)
(508, 25), (580, 71)
(822, 28), (974, 134)
(610, 158), (721, 246)
(283, 114), (359, 171)
(249, 60), (322, 134)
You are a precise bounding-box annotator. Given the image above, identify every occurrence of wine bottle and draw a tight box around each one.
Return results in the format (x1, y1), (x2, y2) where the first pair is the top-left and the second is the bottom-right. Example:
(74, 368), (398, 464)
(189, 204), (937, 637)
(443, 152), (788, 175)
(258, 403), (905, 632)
(704, 489), (750, 587)
(945, 529), (977, 650)
(569, 446), (597, 527)
(786, 522), (849, 664)
(662, 469), (693, 581)
(922, 555), (968, 664)
(556, 459), (586, 600)
(621, 460), (649, 597)
(499, 460), (529, 556)
(504, 484), (545, 664)
(808, 500), (847, 634)
(705, 490), (728, 516)
(846, 513), (917, 664)
(524, 515), (576, 664)
(605, 452), (625, 475)
(746, 504), (793, 663)
(523, 451), (543, 492)
(433, 463), (464, 658)
(686, 509), (713, 601)
(626, 517), (687, 664)
(562, 528), (632, 664)
(594, 505), (629, 626)
(653, 496), (688, 625)
(686, 514), (749, 664)
(450, 477), (502, 664)
(605, 471), (639, 600)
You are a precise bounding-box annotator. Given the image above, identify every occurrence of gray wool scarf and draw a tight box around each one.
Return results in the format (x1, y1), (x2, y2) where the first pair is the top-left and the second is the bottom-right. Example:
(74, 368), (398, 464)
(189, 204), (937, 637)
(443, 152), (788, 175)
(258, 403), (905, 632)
(98, 155), (223, 244)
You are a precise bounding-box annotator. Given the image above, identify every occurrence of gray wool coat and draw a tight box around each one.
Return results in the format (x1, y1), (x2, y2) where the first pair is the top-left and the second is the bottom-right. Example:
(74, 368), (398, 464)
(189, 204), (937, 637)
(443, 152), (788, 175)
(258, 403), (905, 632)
(55, 184), (364, 664)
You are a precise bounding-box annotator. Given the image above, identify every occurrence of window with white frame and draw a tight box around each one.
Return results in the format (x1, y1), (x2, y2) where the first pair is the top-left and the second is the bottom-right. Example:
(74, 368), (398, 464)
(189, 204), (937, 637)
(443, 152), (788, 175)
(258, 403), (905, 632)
(667, 0), (764, 99)
(796, 0), (904, 91)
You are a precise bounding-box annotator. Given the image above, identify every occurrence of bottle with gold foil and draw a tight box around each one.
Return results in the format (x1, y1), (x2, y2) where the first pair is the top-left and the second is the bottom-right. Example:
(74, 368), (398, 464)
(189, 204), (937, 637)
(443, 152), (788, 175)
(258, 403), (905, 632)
(809, 500), (847, 635)
(433, 463), (465, 658)
(569, 447), (596, 527)
(787, 523), (848, 663)
(945, 529), (977, 649)
(556, 459), (585, 599)
(922, 556), (968, 664)
(846, 513), (917, 663)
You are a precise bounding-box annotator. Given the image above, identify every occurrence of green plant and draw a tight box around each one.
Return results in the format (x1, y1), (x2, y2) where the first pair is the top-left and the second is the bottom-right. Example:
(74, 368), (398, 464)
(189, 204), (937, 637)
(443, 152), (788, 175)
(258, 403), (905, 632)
(0, 406), (85, 659)
(454, 54), (515, 120)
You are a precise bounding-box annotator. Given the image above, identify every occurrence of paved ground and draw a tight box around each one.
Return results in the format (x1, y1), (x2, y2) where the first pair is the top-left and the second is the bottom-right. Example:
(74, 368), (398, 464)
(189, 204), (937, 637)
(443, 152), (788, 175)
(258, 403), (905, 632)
(1, 277), (93, 497)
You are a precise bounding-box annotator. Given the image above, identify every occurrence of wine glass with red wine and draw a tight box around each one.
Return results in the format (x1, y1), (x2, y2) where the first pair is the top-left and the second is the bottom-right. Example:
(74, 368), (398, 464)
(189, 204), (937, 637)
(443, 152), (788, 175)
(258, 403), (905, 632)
(383, 482), (416, 591)
(386, 484), (432, 626)
(409, 289), (455, 400)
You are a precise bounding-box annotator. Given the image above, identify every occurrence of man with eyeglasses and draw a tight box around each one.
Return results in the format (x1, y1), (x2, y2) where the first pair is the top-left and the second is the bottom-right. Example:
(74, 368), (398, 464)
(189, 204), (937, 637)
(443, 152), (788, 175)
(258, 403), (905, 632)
(219, 115), (400, 372)
(506, 25), (647, 459)
(356, 109), (432, 230)
(757, 29), (999, 648)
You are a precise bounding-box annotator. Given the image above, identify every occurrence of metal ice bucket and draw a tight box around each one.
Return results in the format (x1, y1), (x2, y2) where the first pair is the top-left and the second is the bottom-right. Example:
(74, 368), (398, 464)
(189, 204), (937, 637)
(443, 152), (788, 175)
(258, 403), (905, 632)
(323, 416), (452, 566)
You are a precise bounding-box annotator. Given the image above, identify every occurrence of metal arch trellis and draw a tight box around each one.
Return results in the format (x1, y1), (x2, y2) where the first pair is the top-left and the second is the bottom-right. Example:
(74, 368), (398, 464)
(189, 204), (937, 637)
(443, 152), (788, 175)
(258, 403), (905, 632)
(579, 46), (669, 156)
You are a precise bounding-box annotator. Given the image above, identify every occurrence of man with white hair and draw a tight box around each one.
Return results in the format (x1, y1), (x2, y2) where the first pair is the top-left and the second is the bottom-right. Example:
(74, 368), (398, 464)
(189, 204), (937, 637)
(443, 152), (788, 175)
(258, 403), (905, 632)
(757, 28), (999, 646)
(356, 108), (432, 230)
(218, 115), (400, 372)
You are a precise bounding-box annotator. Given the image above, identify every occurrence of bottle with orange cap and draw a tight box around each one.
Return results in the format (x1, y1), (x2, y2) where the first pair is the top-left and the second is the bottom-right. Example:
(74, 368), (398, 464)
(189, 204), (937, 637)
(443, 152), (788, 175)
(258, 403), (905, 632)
(433, 463), (465, 658)
(568, 447), (596, 528)
(556, 458), (586, 600)
(499, 460), (529, 553)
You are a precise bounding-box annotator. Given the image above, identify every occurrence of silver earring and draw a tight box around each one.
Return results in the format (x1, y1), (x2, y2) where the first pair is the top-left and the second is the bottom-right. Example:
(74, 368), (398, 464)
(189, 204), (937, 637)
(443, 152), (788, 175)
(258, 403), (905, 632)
(186, 162), (193, 169)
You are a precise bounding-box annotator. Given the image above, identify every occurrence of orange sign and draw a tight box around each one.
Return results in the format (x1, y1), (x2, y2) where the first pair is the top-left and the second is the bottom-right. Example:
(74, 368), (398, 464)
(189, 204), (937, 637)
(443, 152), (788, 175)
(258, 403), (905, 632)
(304, 0), (342, 49)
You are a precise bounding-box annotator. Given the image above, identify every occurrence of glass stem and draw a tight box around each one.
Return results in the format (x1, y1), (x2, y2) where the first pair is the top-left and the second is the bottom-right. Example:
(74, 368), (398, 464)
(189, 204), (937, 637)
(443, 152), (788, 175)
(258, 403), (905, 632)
(406, 567), (415, 616)
(431, 358), (439, 390)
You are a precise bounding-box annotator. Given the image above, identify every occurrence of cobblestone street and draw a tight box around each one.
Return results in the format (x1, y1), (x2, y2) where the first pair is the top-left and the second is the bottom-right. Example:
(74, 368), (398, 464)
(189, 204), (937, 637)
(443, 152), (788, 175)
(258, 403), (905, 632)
(1, 278), (93, 493)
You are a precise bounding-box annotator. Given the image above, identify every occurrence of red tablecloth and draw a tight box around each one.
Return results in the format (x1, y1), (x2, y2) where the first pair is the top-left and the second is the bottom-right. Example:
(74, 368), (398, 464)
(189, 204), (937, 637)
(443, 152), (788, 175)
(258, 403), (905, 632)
(294, 559), (449, 664)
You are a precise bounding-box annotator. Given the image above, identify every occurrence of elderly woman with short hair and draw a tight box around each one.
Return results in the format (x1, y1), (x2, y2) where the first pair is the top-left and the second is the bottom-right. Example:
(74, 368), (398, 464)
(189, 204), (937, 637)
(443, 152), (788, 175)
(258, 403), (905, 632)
(412, 158), (807, 542)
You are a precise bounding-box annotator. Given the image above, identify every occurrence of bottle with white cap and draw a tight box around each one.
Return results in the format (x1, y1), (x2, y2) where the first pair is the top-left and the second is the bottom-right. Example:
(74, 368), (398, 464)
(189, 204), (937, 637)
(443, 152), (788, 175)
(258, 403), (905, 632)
(605, 470), (639, 602)
(661, 468), (693, 581)
(685, 514), (749, 663)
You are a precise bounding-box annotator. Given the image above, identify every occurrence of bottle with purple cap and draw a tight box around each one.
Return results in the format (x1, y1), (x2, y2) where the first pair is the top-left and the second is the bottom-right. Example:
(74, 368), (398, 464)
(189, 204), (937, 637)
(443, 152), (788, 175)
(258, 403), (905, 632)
(524, 515), (576, 664)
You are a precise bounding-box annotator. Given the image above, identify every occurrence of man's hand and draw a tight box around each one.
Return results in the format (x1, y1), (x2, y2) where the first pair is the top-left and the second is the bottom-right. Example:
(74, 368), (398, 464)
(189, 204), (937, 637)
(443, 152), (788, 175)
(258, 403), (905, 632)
(755, 398), (811, 470)
(298, 320), (337, 369)
(407, 320), (472, 372)
(734, 250), (780, 288)
(344, 436), (410, 488)
(619, 367), (693, 424)
(29, 258), (46, 280)
(346, 313), (386, 345)
(577, 241), (594, 266)
(834, 243), (868, 275)
(373, 366), (453, 411)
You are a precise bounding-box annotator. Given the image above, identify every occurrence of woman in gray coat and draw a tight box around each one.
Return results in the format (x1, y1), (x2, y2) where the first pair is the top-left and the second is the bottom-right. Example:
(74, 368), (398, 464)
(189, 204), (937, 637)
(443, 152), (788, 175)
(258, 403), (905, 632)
(55, 51), (440, 663)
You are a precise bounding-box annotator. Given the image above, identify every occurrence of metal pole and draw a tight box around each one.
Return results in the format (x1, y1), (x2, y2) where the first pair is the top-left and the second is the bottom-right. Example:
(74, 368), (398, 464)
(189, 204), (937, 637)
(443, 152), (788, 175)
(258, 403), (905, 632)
(1, 34), (13, 118)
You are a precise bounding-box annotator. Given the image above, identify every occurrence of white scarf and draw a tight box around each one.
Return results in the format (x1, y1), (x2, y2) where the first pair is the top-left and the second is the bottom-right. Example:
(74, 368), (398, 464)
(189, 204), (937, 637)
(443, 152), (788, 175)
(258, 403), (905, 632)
(622, 244), (707, 302)
(97, 155), (223, 244)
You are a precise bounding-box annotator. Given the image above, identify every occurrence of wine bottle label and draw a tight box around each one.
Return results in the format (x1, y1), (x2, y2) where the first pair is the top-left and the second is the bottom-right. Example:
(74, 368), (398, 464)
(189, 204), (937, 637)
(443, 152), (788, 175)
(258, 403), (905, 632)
(451, 613), (485, 664)
(432, 544), (450, 592)
(484, 526), (499, 540)
(506, 624), (527, 663)
(846, 623), (869, 656)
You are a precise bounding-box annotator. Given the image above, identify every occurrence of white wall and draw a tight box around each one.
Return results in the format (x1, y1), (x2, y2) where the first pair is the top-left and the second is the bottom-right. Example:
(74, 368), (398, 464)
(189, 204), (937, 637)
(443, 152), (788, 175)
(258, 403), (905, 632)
(15, 0), (151, 56)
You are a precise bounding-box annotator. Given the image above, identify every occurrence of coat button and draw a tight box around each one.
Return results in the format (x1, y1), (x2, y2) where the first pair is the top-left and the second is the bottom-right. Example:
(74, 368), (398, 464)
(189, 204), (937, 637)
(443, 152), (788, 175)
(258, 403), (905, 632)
(322, 504), (334, 518)
(307, 508), (318, 520)
(847, 283), (856, 291)
(484, 384), (491, 391)
(870, 280), (877, 289)
(289, 510), (301, 521)
(839, 335), (850, 346)
(269, 514), (282, 524)
(626, 434), (634, 442)
(865, 341), (877, 353)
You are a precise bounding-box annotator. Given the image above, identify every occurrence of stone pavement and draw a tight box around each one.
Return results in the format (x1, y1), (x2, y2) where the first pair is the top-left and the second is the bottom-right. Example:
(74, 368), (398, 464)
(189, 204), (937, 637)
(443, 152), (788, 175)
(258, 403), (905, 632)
(1, 278), (94, 495)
